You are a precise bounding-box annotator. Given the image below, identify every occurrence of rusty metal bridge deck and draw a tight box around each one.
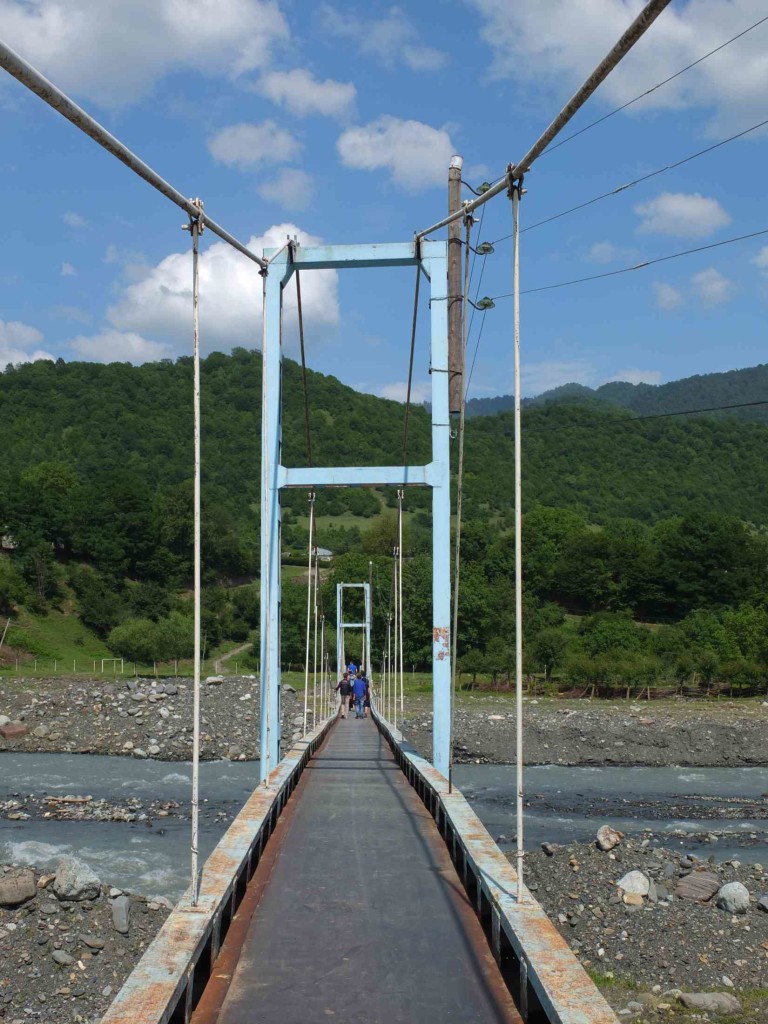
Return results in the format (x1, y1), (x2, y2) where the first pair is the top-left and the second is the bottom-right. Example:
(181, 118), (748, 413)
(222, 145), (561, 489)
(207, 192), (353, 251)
(191, 716), (521, 1024)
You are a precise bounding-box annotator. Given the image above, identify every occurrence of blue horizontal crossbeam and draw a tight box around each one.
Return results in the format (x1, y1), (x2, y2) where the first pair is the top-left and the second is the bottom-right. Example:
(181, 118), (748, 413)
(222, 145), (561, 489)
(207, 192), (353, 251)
(278, 465), (433, 489)
(263, 239), (443, 274)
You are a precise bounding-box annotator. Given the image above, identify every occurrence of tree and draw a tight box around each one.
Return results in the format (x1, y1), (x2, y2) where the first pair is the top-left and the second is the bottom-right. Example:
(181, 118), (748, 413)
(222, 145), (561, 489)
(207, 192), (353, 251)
(529, 627), (568, 681)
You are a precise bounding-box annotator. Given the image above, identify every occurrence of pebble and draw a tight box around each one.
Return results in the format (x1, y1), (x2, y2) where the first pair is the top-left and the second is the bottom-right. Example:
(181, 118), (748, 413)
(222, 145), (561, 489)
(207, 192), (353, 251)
(52, 950), (74, 966)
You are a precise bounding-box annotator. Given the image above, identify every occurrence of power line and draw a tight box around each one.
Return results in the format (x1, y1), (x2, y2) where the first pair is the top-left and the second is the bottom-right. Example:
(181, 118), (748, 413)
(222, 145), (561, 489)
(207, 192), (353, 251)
(491, 227), (768, 298)
(638, 399), (768, 420)
(539, 13), (768, 159)
(492, 117), (768, 243)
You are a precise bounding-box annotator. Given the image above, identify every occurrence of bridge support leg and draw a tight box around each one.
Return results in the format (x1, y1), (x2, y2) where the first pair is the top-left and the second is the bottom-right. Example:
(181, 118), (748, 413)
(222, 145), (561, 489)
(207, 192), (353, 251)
(428, 249), (452, 778)
(260, 264), (284, 780)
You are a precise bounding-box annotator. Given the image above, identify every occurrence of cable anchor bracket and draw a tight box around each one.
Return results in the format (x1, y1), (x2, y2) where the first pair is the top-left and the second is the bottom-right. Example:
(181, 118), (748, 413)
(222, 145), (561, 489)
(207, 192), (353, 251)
(182, 197), (205, 235)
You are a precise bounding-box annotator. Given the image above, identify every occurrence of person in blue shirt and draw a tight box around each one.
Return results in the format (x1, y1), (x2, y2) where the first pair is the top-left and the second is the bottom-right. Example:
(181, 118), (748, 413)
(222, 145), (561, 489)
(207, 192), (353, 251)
(352, 673), (367, 719)
(347, 661), (357, 677)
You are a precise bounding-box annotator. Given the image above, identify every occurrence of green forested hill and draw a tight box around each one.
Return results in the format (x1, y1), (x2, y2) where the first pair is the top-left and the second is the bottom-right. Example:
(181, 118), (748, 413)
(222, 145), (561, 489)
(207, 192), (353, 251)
(466, 362), (768, 423)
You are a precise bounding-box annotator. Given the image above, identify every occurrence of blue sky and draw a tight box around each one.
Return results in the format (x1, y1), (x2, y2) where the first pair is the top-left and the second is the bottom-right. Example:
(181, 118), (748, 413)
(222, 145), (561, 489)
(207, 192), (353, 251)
(1, 0), (767, 401)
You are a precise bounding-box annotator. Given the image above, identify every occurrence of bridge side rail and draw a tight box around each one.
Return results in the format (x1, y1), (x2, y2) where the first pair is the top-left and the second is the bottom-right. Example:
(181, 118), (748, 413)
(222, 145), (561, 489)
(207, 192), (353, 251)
(372, 706), (619, 1024)
(101, 712), (337, 1024)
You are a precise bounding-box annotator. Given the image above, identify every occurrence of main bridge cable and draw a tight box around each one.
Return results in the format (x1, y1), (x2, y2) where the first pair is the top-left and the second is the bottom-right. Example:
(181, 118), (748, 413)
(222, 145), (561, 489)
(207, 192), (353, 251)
(415, 0), (672, 240)
(491, 117), (768, 244)
(489, 226), (768, 298)
(0, 41), (267, 271)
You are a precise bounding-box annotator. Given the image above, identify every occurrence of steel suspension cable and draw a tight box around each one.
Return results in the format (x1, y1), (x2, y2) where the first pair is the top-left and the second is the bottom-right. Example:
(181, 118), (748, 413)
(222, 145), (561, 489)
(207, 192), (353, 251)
(188, 201), (203, 906)
(260, 271), (272, 787)
(295, 270), (313, 468)
(511, 183), (525, 903)
(392, 553), (399, 730)
(302, 494), (316, 734)
(397, 489), (405, 718)
(449, 215), (472, 793)
(312, 543), (319, 728)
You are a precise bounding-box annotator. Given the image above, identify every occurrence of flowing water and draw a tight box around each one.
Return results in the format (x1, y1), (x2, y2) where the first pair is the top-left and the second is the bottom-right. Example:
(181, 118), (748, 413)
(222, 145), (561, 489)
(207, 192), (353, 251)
(1, 753), (766, 899)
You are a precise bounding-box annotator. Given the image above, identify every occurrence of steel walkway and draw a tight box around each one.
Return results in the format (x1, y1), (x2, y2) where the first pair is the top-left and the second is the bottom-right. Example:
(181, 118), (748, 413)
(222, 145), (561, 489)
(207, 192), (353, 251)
(192, 716), (521, 1024)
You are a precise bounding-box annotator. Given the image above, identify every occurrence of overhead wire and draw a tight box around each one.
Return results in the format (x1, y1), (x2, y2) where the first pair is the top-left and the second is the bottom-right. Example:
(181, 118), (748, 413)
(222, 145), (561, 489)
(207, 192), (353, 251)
(639, 399), (768, 419)
(489, 227), (768, 299)
(538, 13), (768, 160)
(492, 117), (768, 244)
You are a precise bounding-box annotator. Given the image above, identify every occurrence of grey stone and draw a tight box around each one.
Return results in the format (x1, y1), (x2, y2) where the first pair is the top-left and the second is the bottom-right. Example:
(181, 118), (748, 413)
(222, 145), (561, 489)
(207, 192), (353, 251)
(0, 868), (36, 907)
(164, 684), (178, 695)
(674, 870), (719, 902)
(0, 715), (10, 727)
(757, 895), (768, 912)
(596, 825), (623, 851)
(678, 992), (741, 1014)
(111, 894), (130, 934)
(79, 934), (104, 950)
(52, 950), (74, 966)
(147, 744), (161, 756)
(32, 724), (49, 738)
(715, 881), (750, 914)
(283, 684), (297, 694)
(616, 870), (650, 896)
(53, 858), (101, 902)
(132, 748), (147, 758)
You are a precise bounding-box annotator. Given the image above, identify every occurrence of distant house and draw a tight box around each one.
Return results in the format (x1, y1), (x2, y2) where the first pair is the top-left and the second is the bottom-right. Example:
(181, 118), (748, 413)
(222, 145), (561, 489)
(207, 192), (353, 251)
(316, 547), (333, 562)
(1, 534), (17, 551)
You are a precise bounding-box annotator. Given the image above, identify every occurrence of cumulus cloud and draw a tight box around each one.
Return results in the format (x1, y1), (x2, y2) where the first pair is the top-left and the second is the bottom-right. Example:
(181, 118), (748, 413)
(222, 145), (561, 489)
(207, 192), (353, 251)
(634, 192), (731, 238)
(60, 262), (77, 277)
(691, 266), (734, 305)
(321, 4), (447, 71)
(379, 380), (431, 403)
(207, 121), (301, 170)
(0, 319), (54, 367)
(105, 223), (338, 356)
(337, 115), (455, 190)
(0, 0), (289, 107)
(752, 246), (768, 275)
(69, 329), (171, 363)
(258, 68), (356, 118)
(257, 169), (314, 211)
(653, 281), (684, 310)
(62, 211), (87, 228)
(467, 0), (768, 134)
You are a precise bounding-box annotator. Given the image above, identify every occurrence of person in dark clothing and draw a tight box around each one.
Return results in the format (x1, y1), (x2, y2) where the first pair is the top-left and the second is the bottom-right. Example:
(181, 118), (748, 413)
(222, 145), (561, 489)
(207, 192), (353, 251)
(352, 674), (367, 719)
(362, 675), (371, 717)
(335, 673), (352, 719)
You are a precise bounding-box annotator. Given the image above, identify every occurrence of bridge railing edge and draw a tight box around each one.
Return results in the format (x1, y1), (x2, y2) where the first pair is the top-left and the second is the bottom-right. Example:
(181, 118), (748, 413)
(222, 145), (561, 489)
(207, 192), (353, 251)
(100, 710), (338, 1024)
(372, 704), (619, 1024)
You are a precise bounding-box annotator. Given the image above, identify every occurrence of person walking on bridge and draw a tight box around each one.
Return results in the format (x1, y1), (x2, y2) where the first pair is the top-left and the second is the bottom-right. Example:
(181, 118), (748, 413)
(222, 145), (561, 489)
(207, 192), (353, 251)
(335, 673), (352, 719)
(352, 673), (367, 719)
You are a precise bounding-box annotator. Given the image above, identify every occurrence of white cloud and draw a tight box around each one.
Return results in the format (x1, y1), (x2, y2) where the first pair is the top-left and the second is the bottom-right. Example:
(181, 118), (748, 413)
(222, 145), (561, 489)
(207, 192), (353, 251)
(62, 211), (86, 228)
(207, 121), (301, 170)
(69, 329), (170, 363)
(258, 68), (355, 118)
(0, 0), (289, 107)
(634, 192), (731, 238)
(337, 115), (455, 190)
(257, 169), (313, 211)
(379, 380), (431, 403)
(106, 223), (339, 357)
(586, 240), (636, 264)
(607, 368), (663, 385)
(653, 281), (684, 310)
(321, 4), (448, 71)
(104, 245), (150, 283)
(752, 246), (768, 274)
(691, 266), (734, 305)
(0, 319), (54, 367)
(467, 0), (768, 134)
(60, 262), (77, 277)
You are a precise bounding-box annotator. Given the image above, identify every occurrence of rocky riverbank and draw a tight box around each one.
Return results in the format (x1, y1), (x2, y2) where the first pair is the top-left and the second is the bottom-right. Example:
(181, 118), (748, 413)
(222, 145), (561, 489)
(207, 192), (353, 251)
(519, 835), (768, 1021)
(0, 859), (169, 1024)
(0, 676), (312, 761)
(401, 693), (768, 767)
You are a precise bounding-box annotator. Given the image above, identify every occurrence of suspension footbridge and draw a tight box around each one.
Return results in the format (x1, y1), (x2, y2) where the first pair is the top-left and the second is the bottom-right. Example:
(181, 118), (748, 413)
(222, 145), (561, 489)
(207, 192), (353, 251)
(0, 3), (676, 1021)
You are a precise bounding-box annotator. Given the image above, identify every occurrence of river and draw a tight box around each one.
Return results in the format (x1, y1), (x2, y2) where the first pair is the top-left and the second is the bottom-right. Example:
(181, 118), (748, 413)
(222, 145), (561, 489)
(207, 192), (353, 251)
(1, 753), (765, 899)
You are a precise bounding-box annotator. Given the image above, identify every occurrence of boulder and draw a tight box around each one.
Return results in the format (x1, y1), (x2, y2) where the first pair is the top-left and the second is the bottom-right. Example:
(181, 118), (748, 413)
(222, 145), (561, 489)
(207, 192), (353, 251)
(111, 893), (130, 934)
(53, 857), (101, 901)
(0, 714), (10, 726)
(206, 675), (224, 686)
(715, 881), (750, 914)
(616, 870), (650, 896)
(674, 870), (719, 902)
(0, 722), (28, 739)
(678, 992), (741, 1014)
(596, 825), (623, 851)
(757, 895), (768, 913)
(0, 868), (37, 907)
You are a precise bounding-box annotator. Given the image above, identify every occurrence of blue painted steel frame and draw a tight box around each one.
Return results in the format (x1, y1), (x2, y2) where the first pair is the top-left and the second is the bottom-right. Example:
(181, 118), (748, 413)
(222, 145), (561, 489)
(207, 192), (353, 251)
(260, 239), (451, 780)
(336, 582), (371, 679)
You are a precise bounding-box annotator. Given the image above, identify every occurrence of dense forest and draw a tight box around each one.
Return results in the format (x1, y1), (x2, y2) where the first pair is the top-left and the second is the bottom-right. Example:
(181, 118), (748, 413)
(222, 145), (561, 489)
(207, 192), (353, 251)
(466, 362), (768, 424)
(2, 350), (768, 696)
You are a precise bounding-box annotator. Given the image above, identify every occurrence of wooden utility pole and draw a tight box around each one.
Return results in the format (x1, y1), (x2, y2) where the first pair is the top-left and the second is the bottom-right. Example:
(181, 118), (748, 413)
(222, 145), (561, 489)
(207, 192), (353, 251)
(447, 155), (464, 415)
